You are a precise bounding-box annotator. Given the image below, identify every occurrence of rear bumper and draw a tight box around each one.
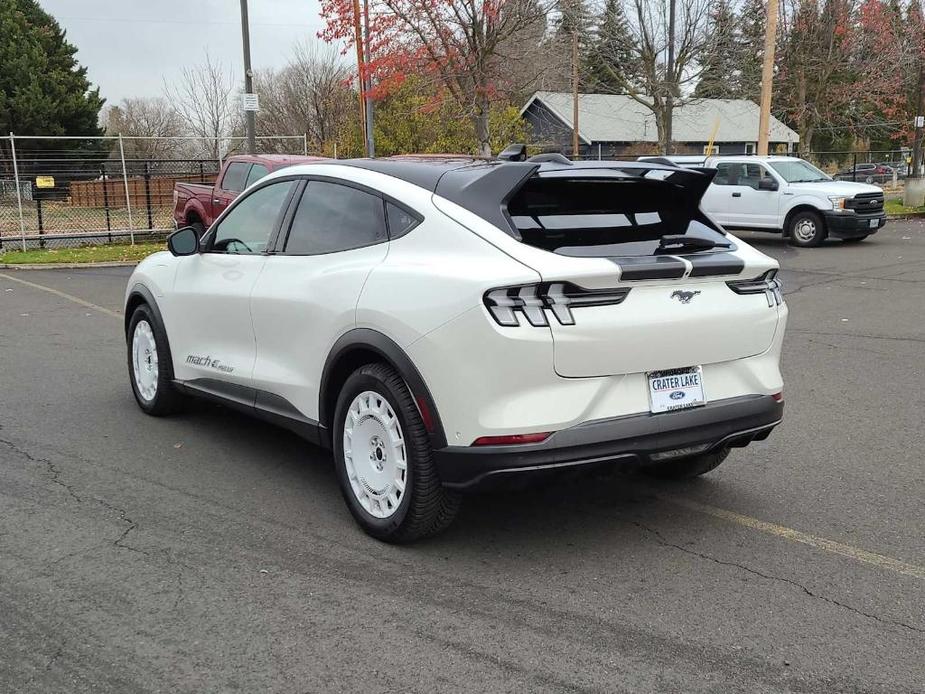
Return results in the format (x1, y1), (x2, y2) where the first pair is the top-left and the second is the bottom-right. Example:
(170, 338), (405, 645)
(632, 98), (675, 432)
(822, 211), (885, 238)
(434, 394), (783, 489)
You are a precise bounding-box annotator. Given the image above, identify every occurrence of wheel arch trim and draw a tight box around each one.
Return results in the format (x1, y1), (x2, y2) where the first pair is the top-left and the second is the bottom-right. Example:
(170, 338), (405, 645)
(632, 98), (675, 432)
(320, 328), (448, 449)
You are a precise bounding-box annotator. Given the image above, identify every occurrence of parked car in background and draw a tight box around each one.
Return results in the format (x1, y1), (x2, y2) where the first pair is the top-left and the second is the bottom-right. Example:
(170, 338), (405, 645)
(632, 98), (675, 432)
(835, 162), (894, 184)
(641, 155), (886, 247)
(173, 154), (326, 236)
(877, 162), (907, 178)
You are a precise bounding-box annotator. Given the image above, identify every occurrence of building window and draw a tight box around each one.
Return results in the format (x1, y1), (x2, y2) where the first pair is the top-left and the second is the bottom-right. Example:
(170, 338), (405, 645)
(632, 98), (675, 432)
(703, 145), (720, 155)
(745, 143), (756, 155)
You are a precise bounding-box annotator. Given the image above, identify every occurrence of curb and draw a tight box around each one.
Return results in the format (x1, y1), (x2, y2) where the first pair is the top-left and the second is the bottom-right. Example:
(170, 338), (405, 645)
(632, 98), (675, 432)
(886, 213), (925, 220)
(0, 261), (140, 270)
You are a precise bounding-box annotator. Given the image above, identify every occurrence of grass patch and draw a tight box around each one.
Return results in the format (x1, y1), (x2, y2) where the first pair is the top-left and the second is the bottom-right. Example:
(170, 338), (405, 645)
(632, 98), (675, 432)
(0, 242), (165, 265)
(885, 198), (925, 216)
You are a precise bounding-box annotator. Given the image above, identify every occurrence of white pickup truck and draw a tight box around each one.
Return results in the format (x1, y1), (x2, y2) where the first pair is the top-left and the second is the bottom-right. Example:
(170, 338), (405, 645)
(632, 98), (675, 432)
(640, 155), (886, 247)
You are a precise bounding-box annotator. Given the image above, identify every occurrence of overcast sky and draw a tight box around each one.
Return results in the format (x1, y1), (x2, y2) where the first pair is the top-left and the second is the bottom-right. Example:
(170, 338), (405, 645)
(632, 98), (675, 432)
(41, 0), (329, 105)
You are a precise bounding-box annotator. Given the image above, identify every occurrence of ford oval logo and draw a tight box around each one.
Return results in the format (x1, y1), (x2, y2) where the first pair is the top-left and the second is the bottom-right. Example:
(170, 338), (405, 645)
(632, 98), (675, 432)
(670, 391), (685, 400)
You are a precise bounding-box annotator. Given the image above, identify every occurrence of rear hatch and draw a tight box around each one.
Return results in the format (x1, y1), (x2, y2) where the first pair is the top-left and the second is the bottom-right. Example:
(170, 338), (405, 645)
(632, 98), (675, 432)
(501, 164), (782, 378)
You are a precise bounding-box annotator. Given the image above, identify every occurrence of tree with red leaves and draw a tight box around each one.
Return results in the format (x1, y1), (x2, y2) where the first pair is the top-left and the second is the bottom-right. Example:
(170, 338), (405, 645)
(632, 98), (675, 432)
(319, 0), (549, 156)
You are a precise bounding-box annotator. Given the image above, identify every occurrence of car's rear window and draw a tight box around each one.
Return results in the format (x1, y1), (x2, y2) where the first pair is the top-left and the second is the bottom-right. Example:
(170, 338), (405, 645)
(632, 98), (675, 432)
(507, 176), (728, 257)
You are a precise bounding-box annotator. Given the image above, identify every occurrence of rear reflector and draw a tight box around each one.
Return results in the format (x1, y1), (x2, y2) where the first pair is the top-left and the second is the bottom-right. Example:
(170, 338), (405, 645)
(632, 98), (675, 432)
(472, 432), (552, 446)
(771, 392), (784, 402)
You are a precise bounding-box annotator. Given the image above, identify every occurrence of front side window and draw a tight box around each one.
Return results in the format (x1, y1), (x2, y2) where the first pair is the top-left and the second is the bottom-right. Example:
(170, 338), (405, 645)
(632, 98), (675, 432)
(283, 181), (386, 255)
(769, 160), (830, 183)
(220, 162), (251, 193)
(210, 180), (295, 254)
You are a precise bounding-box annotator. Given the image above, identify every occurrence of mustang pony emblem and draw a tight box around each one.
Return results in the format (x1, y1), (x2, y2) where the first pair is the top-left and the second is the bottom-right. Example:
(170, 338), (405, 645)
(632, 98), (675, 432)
(671, 290), (701, 304)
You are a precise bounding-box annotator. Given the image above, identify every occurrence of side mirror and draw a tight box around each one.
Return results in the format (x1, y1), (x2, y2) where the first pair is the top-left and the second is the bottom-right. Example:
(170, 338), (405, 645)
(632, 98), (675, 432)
(167, 226), (200, 256)
(758, 177), (779, 192)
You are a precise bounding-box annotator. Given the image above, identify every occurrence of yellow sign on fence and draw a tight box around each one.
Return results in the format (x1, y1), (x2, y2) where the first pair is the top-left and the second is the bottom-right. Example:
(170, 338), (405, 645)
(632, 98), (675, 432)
(35, 176), (55, 189)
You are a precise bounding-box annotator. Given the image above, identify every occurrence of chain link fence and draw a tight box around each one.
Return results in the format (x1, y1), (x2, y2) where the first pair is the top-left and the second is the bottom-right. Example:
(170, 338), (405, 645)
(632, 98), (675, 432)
(0, 134), (309, 251)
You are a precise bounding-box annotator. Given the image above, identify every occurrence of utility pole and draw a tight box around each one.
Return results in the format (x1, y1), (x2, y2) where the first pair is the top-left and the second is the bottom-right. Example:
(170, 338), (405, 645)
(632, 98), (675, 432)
(665, 0), (676, 155)
(239, 0), (257, 155)
(363, 0), (375, 157)
(911, 67), (925, 178)
(351, 0), (368, 156)
(757, 0), (780, 156)
(572, 28), (580, 158)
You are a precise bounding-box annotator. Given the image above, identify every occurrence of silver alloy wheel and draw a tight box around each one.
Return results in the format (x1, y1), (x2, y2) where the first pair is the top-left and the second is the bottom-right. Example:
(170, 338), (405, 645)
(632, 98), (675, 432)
(793, 217), (817, 243)
(343, 390), (407, 519)
(132, 320), (159, 402)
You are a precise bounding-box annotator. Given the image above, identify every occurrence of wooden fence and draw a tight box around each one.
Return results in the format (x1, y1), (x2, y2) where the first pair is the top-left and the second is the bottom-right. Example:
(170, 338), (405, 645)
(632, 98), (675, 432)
(69, 173), (217, 209)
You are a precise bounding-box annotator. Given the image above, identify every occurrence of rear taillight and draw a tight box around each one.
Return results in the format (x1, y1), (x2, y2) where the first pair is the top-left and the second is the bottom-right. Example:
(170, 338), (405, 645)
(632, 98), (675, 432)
(483, 282), (631, 327)
(726, 270), (783, 307)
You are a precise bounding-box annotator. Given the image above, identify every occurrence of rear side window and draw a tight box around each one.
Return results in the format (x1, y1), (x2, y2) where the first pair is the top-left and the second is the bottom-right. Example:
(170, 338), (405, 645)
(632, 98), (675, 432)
(507, 176), (729, 257)
(386, 202), (420, 239)
(245, 163), (269, 188)
(284, 181), (386, 255)
(220, 162), (250, 193)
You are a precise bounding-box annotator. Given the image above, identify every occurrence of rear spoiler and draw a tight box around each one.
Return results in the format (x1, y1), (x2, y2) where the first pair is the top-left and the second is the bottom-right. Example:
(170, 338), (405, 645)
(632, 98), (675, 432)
(433, 160), (719, 238)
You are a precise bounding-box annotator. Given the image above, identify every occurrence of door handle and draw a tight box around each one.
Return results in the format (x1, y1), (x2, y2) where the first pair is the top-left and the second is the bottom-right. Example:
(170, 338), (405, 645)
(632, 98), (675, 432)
(732, 192), (742, 198)
(213, 198), (222, 205)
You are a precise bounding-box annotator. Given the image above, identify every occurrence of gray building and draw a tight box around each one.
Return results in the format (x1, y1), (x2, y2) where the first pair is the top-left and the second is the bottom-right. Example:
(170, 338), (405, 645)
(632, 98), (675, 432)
(521, 91), (799, 157)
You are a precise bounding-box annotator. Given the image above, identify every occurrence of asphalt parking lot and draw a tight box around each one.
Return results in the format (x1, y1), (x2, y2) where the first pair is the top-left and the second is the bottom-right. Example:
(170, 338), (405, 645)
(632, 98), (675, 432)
(1, 221), (923, 693)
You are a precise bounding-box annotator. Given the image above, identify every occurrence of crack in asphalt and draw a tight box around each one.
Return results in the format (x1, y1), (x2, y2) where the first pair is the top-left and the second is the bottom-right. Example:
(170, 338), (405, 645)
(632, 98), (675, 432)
(0, 438), (83, 504)
(631, 520), (925, 635)
(0, 436), (149, 556)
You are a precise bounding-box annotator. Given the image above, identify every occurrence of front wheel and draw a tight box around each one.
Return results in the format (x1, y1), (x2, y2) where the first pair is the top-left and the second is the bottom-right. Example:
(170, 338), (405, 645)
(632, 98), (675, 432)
(333, 363), (460, 543)
(642, 447), (730, 480)
(127, 304), (184, 415)
(787, 210), (826, 247)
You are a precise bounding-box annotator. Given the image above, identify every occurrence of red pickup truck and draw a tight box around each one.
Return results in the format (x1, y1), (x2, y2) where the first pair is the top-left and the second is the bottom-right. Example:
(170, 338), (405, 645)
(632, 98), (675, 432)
(173, 154), (326, 235)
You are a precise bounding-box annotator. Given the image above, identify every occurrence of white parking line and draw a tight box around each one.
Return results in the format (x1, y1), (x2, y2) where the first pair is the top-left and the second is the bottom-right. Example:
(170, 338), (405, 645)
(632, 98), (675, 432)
(0, 272), (123, 320)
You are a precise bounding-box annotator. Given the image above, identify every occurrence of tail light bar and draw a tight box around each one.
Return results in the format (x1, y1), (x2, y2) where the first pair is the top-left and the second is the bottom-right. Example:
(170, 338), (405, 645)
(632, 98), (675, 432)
(726, 270), (783, 307)
(483, 282), (631, 327)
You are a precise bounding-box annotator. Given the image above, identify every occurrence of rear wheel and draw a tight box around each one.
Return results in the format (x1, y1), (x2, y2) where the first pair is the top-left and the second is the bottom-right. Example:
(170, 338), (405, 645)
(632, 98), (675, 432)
(333, 363), (460, 543)
(127, 304), (184, 415)
(189, 220), (206, 238)
(787, 210), (826, 247)
(643, 446), (730, 480)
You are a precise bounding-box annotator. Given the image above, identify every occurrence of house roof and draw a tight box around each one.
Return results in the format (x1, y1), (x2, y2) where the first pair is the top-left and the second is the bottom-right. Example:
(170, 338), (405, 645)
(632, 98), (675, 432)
(521, 91), (799, 144)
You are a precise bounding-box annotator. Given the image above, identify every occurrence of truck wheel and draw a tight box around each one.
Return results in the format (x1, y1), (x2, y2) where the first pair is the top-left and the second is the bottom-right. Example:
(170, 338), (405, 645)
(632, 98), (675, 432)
(643, 447), (730, 480)
(190, 221), (206, 239)
(787, 210), (826, 247)
(127, 304), (184, 416)
(333, 363), (461, 543)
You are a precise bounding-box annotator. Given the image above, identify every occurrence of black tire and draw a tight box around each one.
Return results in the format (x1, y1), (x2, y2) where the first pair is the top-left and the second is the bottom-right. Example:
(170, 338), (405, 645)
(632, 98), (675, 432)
(333, 363), (461, 543)
(787, 209), (826, 247)
(642, 446), (730, 480)
(127, 304), (184, 416)
(189, 221), (206, 239)
(842, 235), (869, 243)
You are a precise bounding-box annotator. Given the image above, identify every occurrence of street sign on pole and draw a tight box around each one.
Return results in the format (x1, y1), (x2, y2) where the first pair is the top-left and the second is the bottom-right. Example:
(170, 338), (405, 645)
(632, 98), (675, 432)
(242, 93), (260, 112)
(915, 115), (924, 129)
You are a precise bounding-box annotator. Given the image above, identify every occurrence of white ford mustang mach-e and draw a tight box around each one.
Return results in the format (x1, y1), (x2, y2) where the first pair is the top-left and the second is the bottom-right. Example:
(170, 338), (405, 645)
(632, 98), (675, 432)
(125, 153), (787, 542)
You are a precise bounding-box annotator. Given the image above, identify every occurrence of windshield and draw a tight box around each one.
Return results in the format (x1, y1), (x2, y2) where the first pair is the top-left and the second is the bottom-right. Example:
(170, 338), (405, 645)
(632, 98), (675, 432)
(769, 160), (831, 183)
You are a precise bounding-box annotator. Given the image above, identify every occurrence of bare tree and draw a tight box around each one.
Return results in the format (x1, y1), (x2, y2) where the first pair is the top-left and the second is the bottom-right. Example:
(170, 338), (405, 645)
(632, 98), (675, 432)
(255, 42), (354, 154)
(102, 97), (185, 159)
(164, 50), (241, 159)
(586, 0), (712, 153)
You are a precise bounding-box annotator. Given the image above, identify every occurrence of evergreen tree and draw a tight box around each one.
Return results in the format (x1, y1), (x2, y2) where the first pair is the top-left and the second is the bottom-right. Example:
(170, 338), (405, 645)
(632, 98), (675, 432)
(584, 0), (639, 93)
(0, 0), (104, 143)
(736, 0), (766, 102)
(694, 0), (741, 98)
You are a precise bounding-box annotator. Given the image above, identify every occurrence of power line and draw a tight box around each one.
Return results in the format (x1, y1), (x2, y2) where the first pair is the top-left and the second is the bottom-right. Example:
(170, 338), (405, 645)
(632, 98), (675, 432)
(52, 15), (317, 29)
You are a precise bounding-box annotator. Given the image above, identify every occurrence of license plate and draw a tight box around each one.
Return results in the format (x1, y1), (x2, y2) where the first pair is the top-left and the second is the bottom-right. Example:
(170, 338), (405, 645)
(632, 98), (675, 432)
(869, 219), (878, 229)
(647, 366), (706, 414)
